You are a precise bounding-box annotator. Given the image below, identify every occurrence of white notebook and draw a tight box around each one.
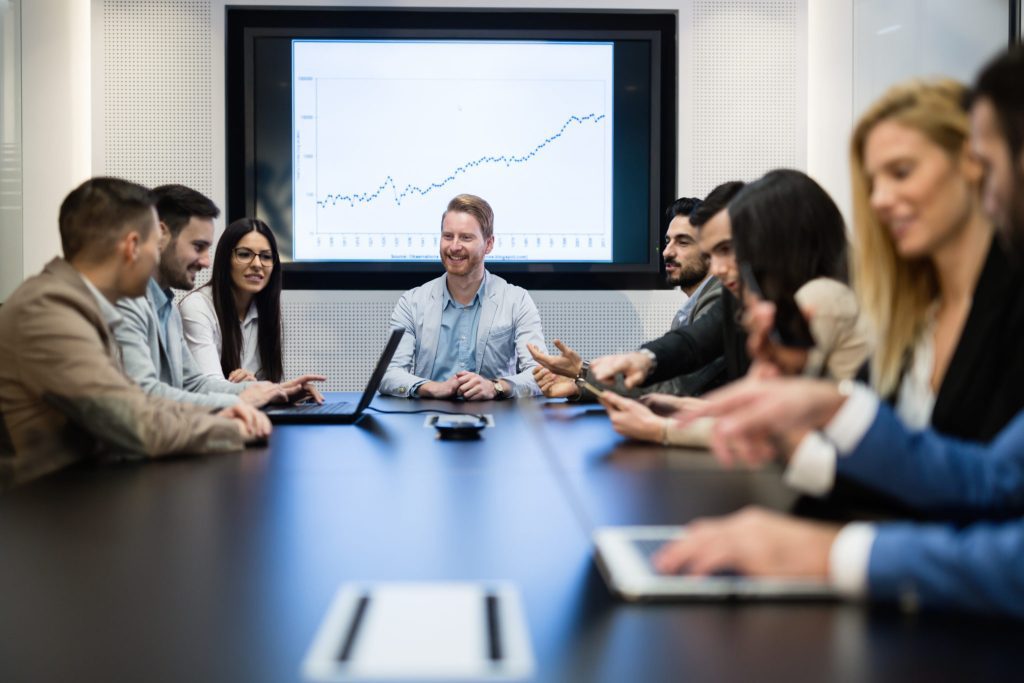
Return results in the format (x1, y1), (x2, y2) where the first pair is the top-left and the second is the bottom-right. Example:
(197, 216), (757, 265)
(304, 582), (534, 681)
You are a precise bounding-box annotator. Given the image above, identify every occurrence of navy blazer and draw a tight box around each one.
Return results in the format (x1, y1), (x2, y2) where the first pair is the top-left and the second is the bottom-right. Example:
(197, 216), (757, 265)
(837, 402), (1024, 618)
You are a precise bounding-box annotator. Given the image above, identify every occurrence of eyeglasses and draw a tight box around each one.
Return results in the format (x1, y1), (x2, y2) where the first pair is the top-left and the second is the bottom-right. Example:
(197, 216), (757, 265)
(232, 247), (274, 267)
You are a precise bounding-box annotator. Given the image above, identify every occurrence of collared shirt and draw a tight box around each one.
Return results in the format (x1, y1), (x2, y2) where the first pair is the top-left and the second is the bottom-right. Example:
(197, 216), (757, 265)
(152, 279), (176, 351)
(381, 270), (545, 398)
(671, 274), (714, 330)
(423, 274), (486, 388)
(180, 286), (263, 380)
(783, 382), (881, 598)
(79, 274), (123, 329)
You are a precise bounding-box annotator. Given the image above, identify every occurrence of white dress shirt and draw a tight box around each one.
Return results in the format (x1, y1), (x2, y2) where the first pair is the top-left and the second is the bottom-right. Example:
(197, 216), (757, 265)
(784, 382), (881, 597)
(179, 286), (263, 380)
(895, 314), (937, 430)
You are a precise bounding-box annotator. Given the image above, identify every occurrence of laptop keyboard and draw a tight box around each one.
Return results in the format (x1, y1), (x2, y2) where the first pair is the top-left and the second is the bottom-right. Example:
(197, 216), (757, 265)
(288, 401), (355, 415)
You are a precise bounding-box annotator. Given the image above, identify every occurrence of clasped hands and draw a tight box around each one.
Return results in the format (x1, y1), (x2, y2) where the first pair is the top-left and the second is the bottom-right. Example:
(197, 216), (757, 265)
(417, 371), (504, 401)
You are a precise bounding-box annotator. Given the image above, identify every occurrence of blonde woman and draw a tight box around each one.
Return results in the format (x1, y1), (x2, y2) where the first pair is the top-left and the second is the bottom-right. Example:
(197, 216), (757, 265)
(851, 78), (1024, 442)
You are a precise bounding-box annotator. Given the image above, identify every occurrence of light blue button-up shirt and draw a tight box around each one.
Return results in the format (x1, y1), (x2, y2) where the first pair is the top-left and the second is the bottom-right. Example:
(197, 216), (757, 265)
(671, 274), (714, 330)
(416, 276), (486, 392)
(151, 279), (176, 348)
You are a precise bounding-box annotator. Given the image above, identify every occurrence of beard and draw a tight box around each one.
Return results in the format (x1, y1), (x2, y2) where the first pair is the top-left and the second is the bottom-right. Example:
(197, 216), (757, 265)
(159, 257), (197, 291)
(666, 259), (708, 289)
(442, 251), (483, 276)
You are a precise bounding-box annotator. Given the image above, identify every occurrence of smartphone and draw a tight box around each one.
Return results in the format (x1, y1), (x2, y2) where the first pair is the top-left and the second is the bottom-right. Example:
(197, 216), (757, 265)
(574, 377), (608, 399)
(739, 262), (816, 349)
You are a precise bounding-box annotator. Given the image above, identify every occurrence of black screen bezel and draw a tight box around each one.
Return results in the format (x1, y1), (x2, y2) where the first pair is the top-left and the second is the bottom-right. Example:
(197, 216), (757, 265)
(226, 7), (677, 290)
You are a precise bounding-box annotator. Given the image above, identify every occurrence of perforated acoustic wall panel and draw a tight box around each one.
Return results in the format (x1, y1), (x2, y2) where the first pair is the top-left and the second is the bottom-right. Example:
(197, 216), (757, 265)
(281, 290), (683, 391)
(99, 0), (213, 196)
(689, 0), (804, 196)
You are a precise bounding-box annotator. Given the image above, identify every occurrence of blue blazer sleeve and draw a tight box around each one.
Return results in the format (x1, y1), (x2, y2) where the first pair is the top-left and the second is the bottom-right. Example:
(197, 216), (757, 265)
(837, 403), (1024, 514)
(869, 518), (1024, 618)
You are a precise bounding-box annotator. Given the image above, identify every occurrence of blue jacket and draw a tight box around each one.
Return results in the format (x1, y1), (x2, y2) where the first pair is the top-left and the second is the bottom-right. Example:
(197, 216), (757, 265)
(839, 404), (1024, 617)
(379, 271), (544, 397)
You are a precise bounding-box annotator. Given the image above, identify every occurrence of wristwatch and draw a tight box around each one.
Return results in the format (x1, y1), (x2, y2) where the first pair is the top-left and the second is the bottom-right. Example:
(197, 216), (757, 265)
(493, 379), (506, 398)
(639, 348), (658, 376)
(577, 360), (591, 380)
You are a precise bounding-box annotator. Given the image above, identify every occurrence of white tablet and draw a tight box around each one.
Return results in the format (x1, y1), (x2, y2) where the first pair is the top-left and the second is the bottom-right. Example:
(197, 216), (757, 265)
(593, 526), (837, 602)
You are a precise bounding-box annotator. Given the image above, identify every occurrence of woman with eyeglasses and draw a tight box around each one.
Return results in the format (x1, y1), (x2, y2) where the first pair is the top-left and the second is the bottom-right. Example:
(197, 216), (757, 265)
(181, 218), (284, 383)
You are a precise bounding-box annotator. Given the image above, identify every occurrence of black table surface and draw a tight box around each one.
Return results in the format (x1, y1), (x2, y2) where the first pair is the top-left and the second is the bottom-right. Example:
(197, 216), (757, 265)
(1, 394), (1021, 683)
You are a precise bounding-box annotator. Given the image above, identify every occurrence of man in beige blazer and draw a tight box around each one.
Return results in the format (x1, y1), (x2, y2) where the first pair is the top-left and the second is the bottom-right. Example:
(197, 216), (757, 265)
(0, 177), (270, 489)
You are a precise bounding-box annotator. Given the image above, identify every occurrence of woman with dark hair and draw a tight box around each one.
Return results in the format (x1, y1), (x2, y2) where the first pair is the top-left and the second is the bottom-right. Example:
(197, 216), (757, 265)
(730, 169), (869, 381)
(731, 169), (848, 298)
(181, 218), (284, 383)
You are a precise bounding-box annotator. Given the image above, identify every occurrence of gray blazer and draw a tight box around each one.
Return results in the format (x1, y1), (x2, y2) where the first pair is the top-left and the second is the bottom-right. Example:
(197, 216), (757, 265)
(380, 271), (544, 397)
(114, 278), (246, 409)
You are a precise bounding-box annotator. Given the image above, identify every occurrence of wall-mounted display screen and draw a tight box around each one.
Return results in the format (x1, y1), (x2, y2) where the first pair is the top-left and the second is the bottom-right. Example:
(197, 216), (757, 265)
(226, 8), (676, 289)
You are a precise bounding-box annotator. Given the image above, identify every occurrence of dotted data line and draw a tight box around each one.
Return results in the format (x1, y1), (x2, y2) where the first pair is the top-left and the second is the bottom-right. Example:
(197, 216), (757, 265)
(316, 113), (605, 209)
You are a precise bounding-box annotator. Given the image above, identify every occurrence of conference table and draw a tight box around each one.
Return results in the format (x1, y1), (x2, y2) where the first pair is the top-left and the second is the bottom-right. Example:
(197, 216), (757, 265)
(0, 394), (1020, 682)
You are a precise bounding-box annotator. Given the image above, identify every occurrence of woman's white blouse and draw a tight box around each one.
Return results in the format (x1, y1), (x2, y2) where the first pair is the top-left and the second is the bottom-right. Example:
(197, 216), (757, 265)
(894, 311), (937, 430)
(179, 286), (263, 380)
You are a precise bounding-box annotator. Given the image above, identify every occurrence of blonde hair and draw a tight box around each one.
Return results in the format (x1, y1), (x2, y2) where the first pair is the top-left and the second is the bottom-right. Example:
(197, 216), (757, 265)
(849, 79), (970, 397)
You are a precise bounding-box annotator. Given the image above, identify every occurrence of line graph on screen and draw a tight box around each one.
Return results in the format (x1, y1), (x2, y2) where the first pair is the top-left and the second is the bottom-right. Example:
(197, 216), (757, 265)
(292, 40), (614, 262)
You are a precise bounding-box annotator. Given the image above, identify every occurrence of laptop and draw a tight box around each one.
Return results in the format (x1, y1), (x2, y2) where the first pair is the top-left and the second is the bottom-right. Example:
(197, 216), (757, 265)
(263, 328), (404, 425)
(592, 525), (837, 601)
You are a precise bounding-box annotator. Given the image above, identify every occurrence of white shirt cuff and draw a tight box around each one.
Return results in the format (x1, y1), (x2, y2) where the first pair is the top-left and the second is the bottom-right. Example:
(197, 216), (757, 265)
(783, 431), (837, 496)
(823, 383), (879, 455)
(828, 522), (877, 598)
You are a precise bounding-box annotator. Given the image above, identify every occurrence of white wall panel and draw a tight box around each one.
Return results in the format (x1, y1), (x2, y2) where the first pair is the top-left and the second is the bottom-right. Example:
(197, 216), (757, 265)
(21, 0), (91, 282)
(686, 0), (806, 196)
(95, 0), (213, 195)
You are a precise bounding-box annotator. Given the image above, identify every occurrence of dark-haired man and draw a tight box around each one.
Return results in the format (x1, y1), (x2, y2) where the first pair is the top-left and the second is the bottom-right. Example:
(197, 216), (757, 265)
(663, 197), (720, 329)
(0, 178), (267, 489)
(587, 181), (747, 389)
(533, 183), (745, 397)
(528, 196), (724, 399)
(114, 184), (320, 409)
(380, 193), (545, 400)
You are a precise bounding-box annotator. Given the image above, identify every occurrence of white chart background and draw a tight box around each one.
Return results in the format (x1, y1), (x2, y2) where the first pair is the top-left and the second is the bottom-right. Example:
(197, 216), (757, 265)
(293, 40), (614, 262)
